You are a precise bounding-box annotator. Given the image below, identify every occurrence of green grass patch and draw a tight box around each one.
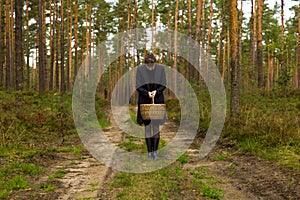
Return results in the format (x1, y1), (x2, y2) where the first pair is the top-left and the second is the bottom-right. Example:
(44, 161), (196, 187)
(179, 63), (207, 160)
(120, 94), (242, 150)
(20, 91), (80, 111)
(39, 182), (56, 192)
(48, 169), (67, 180)
(109, 162), (222, 200)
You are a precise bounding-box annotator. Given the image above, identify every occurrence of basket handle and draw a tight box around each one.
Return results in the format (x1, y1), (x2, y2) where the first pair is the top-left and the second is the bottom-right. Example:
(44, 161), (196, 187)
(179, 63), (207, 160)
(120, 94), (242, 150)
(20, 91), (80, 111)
(151, 96), (155, 104)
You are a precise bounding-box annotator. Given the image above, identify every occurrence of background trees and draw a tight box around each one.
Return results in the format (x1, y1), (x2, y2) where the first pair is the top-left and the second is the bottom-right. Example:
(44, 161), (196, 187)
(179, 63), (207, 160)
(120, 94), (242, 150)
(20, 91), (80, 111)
(0, 0), (298, 103)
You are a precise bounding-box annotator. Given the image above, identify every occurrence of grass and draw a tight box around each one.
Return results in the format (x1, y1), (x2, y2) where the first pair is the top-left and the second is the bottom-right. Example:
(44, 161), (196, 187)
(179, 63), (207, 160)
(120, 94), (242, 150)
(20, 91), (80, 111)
(109, 163), (223, 200)
(0, 162), (44, 198)
(167, 90), (300, 170)
(39, 183), (56, 192)
(0, 91), (110, 198)
(48, 169), (67, 180)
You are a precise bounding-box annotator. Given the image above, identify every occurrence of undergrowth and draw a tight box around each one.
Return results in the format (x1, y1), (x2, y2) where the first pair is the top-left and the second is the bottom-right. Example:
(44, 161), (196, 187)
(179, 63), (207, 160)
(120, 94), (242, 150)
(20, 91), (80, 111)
(0, 91), (110, 198)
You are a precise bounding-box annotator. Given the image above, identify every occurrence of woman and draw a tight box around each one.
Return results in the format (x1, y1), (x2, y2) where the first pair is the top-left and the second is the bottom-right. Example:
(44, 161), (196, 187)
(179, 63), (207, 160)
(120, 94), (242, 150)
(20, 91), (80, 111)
(136, 53), (166, 160)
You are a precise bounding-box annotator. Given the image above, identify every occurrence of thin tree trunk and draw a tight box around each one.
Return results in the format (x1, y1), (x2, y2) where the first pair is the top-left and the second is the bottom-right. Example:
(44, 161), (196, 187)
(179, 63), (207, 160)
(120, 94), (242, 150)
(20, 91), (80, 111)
(174, 0), (179, 68)
(74, 0), (78, 80)
(196, 0), (201, 44)
(43, 1), (48, 91)
(38, 0), (45, 95)
(49, 0), (54, 91)
(0, 0), (3, 88)
(68, 0), (73, 91)
(60, 0), (65, 93)
(10, 0), (14, 89)
(250, 0), (257, 86)
(187, 0), (192, 81)
(230, 0), (240, 117)
(15, 0), (24, 90)
(26, 0), (30, 90)
(298, 2), (300, 88)
(257, 0), (263, 88)
(134, 0), (140, 65)
(5, 0), (11, 89)
(207, 0), (213, 72)
(55, 0), (59, 90)
(151, 0), (155, 53)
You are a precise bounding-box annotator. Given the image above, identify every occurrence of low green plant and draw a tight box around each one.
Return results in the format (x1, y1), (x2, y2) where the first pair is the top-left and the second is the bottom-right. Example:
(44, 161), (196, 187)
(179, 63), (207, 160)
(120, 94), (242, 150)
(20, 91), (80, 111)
(49, 169), (67, 180)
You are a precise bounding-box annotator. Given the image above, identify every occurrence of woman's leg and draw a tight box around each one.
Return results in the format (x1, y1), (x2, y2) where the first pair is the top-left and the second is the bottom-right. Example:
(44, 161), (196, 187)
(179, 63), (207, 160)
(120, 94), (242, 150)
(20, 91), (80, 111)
(152, 124), (160, 159)
(145, 124), (153, 158)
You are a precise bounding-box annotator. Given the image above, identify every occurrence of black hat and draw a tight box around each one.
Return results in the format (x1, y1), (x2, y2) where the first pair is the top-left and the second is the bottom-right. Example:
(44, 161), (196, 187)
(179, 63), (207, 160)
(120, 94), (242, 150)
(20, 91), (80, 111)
(145, 53), (156, 63)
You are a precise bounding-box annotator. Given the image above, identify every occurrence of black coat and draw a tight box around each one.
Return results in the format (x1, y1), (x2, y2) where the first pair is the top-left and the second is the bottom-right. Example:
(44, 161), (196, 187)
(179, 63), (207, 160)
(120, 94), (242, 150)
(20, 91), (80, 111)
(136, 64), (166, 125)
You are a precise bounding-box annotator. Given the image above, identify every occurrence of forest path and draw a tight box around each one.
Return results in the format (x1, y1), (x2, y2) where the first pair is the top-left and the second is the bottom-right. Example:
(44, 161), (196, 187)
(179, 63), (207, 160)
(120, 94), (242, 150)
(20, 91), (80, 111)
(32, 106), (299, 200)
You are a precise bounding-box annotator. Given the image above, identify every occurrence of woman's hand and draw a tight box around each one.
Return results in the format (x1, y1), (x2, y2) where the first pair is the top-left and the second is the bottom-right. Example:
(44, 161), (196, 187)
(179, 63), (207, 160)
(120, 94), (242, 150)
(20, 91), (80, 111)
(148, 90), (157, 98)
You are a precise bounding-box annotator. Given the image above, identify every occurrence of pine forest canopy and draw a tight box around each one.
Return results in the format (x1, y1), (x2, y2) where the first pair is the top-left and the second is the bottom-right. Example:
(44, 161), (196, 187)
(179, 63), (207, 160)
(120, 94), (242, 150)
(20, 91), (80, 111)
(0, 0), (299, 99)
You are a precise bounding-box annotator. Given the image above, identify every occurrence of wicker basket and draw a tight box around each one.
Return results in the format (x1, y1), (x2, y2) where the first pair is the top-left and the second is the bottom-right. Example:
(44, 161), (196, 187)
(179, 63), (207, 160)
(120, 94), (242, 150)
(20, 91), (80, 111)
(140, 97), (166, 120)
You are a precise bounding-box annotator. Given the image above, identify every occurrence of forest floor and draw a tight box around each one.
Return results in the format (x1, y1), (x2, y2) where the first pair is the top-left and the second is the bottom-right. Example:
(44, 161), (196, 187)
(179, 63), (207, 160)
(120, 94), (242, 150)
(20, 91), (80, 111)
(6, 106), (299, 200)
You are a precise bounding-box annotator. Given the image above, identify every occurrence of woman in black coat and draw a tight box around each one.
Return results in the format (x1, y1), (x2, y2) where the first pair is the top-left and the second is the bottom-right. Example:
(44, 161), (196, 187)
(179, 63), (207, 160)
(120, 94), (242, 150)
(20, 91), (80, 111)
(136, 53), (166, 160)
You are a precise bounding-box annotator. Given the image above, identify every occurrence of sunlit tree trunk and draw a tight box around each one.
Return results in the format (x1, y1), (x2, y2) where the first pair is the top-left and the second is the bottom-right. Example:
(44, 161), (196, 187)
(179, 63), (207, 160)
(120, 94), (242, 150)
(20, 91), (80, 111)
(230, 0), (240, 117)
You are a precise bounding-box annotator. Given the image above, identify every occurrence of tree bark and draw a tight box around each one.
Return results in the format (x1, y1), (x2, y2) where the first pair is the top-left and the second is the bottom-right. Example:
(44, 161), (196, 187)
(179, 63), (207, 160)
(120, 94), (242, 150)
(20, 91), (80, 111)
(38, 0), (45, 95)
(257, 0), (264, 88)
(230, 0), (240, 117)
(0, 0), (3, 88)
(74, 0), (79, 80)
(298, 2), (300, 88)
(5, 0), (11, 89)
(15, 0), (24, 90)
(49, 0), (54, 91)
(26, 0), (30, 90)
(60, 0), (65, 93)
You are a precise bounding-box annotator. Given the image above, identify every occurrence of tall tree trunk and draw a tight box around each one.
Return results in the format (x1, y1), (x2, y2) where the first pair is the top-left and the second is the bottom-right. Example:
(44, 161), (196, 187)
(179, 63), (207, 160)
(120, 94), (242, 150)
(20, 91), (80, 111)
(250, 0), (257, 86)
(15, 0), (24, 90)
(151, 0), (155, 53)
(60, 0), (65, 94)
(5, 0), (11, 89)
(134, 0), (140, 65)
(38, 0), (45, 95)
(49, 0), (54, 91)
(239, 0), (245, 87)
(55, 0), (59, 90)
(280, 0), (285, 81)
(26, 0), (30, 90)
(174, 0), (179, 70)
(230, 0), (240, 117)
(68, 0), (73, 91)
(218, 1), (225, 80)
(195, 0), (201, 44)
(0, 0), (3, 88)
(10, 0), (14, 89)
(187, 0), (192, 80)
(297, 3), (300, 88)
(207, 0), (213, 72)
(43, 1), (48, 91)
(74, 0), (78, 80)
(257, 0), (263, 88)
